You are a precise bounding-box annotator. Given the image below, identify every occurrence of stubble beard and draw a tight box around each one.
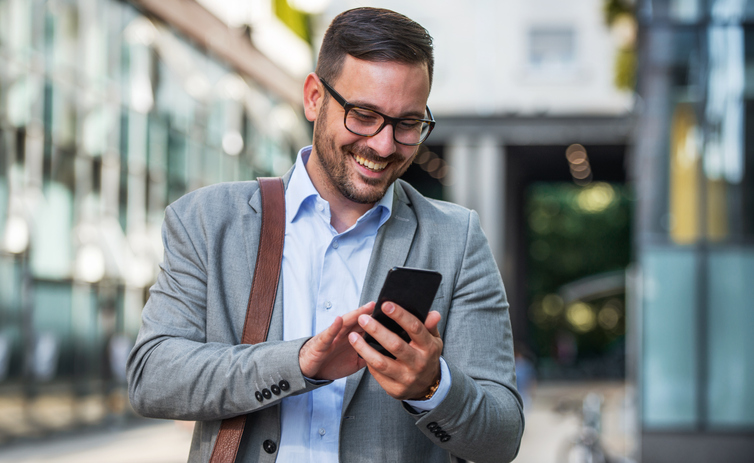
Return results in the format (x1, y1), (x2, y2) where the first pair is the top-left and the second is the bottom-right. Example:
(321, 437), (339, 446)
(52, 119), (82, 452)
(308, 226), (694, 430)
(312, 107), (413, 205)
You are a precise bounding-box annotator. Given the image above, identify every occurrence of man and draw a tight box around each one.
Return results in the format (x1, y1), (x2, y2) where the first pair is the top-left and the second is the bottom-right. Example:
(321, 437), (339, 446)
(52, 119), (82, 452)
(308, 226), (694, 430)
(128, 7), (523, 463)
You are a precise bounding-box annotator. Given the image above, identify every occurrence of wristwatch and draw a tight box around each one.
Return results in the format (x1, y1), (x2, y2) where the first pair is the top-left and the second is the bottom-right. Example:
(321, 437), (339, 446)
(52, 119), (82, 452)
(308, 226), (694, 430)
(422, 374), (441, 400)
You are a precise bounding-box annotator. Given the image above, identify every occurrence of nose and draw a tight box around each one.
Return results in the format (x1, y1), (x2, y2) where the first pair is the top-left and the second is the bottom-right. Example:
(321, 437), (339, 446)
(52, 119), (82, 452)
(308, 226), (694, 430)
(366, 123), (397, 157)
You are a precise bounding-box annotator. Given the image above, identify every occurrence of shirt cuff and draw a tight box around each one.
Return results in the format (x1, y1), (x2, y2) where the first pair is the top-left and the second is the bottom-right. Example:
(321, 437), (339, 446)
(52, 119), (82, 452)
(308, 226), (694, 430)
(303, 376), (332, 386)
(403, 357), (451, 412)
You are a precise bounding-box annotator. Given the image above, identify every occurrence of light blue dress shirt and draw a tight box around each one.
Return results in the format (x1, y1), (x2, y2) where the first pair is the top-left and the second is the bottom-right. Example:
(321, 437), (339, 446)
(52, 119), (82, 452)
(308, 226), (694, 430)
(277, 147), (450, 462)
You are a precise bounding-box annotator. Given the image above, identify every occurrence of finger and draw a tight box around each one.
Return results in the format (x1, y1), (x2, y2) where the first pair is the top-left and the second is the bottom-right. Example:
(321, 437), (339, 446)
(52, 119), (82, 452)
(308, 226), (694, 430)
(341, 302), (376, 327)
(333, 302), (374, 341)
(381, 302), (433, 346)
(425, 311), (441, 337)
(357, 312), (411, 360)
(348, 331), (393, 373)
(312, 316), (343, 352)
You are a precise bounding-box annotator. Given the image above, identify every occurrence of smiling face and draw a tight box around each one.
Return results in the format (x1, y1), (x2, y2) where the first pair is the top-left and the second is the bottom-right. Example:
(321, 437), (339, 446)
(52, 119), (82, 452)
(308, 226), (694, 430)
(304, 55), (431, 207)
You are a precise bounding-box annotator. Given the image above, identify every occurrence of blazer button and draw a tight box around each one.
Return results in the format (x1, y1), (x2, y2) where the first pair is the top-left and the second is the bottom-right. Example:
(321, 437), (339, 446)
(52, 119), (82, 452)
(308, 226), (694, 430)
(279, 380), (290, 391)
(441, 435), (451, 443)
(262, 388), (272, 399)
(271, 384), (281, 395)
(255, 391), (263, 402)
(262, 439), (277, 454)
(427, 422), (439, 432)
(435, 430), (447, 438)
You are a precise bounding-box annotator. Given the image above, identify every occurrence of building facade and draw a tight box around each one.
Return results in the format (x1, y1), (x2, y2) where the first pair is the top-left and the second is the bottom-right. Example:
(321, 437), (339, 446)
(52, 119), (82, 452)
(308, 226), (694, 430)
(0, 0), (309, 438)
(632, 0), (754, 461)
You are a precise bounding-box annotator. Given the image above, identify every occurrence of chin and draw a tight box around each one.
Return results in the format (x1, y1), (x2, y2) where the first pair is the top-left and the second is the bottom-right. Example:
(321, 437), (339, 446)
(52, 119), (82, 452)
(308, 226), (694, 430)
(343, 176), (390, 204)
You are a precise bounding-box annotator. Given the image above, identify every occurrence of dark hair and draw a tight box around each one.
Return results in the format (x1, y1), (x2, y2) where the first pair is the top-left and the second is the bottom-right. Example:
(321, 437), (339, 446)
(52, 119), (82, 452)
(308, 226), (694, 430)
(316, 7), (434, 89)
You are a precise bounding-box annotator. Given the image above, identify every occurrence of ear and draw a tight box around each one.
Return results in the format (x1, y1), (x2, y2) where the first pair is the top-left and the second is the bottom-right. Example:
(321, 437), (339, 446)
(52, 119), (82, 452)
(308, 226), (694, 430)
(303, 73), (324, 122)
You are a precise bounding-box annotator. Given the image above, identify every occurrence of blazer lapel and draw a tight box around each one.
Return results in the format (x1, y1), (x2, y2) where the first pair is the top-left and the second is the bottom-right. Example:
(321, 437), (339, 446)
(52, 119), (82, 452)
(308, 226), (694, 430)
(342, 181), (417, 414)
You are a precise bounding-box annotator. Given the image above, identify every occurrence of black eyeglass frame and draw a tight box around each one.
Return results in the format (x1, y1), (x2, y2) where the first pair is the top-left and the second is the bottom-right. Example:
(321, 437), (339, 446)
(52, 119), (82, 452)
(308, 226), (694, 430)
(318, 76), (435, 146)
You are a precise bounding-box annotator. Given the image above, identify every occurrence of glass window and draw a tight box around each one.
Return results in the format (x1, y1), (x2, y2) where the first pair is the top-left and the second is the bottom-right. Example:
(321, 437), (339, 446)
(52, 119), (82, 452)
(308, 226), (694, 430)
(147, 113), (168, 223)
(641, 248), (698, 428)
(32, 280), (73, 378)
(47, 2), (78, 73)
(0, 1), (8, 47)
(528, 27), (576, 73)
(31, 182), (73, 279)
(167, 129), (187, 204)
(71, 283), (99, 376)
(6, 0), (33, 55)
(707, 249), (754, 426)
(671, 0), (702, 22)
(640, 28), (701, 240)
(0, 132), (8, 233)
(6, 76), (43, 128)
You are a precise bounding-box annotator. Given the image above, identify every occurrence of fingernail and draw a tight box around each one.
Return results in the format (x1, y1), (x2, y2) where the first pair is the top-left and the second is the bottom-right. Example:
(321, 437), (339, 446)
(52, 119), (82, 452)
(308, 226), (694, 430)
(358, 315), (371, 327)
(349, 333), (359, 344)
(383, 303), (394, 314)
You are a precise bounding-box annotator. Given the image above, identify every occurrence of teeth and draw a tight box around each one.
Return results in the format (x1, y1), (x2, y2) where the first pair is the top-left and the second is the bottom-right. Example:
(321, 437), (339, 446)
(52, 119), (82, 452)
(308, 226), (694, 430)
(354, 154), (387, 172)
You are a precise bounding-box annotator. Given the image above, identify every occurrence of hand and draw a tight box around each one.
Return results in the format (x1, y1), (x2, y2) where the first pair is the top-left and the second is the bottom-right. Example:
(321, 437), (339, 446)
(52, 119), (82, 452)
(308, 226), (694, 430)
(298, 302), (374, 380)
(348, 302), (443, 401)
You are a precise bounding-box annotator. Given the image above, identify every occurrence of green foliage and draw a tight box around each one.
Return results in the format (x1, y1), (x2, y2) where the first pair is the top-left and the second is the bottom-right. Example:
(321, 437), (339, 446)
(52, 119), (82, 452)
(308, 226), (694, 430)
(526, 182), (633, 370)
(603, 0), (634, 26)
(614, 47), (637, 90)
(274, 0), (311, 43)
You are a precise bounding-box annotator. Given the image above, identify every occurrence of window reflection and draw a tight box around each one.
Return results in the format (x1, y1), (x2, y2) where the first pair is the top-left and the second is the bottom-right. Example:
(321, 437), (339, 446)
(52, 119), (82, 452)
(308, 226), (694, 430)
(0, 0), (308, 433)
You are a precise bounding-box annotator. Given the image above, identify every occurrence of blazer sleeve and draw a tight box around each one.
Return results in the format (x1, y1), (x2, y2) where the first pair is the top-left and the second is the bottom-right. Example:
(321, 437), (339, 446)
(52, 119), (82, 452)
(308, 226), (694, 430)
(405, 209), (525, 463)
(126, 203), (320, 421)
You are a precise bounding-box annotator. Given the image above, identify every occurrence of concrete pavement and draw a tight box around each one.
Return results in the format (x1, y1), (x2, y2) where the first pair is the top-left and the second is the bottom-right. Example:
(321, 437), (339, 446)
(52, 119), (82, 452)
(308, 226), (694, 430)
(0, 421), (193, 463)
(0, 381), (636, 463)
(514, 381), (637, 463)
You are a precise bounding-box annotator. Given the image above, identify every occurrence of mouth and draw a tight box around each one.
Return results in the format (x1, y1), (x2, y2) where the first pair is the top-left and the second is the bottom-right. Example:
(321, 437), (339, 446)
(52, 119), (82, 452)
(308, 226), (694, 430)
(352, 153), (388, 173)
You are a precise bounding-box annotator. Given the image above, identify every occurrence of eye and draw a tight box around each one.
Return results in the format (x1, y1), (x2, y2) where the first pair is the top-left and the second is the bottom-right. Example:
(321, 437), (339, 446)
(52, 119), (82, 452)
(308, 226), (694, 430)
(350, 108), (380, 124)
(397, 120), (421, 131)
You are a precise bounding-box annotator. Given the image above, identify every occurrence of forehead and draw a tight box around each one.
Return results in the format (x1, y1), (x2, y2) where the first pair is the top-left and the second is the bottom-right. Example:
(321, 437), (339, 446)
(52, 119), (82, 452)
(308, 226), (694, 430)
(332, 55), (430, 117)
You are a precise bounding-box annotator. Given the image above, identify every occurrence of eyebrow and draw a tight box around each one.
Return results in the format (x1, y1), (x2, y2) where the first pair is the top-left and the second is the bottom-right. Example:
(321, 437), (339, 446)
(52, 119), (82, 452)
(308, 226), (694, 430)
(349, 100), (428, 120)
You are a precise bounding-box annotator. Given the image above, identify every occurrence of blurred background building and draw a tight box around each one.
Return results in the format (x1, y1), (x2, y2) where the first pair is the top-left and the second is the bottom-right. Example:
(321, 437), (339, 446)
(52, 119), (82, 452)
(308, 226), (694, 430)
(0, 0), (752, 462)
(0, 0), (310, 442)
(632, 0), (754, 461)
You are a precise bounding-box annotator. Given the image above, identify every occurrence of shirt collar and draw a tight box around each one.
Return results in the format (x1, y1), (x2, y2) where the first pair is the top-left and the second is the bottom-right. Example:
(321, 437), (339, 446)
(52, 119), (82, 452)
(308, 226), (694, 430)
(286, 146), (394, 230)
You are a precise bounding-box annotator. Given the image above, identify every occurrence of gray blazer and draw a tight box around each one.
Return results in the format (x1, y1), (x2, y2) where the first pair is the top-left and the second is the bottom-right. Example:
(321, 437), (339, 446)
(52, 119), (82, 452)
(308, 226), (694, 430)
(127, 170), (524, 463)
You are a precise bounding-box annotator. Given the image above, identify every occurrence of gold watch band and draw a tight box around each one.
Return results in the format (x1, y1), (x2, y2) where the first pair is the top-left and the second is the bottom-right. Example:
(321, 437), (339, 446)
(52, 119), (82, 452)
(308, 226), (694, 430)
(422, 376), (441, 400)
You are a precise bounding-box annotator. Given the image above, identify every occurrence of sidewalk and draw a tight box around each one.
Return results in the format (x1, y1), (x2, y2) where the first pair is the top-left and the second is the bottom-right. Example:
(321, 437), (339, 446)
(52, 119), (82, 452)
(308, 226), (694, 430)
(0, 420), (193, 463)
(0, 381), (636, 463)
(515, 381), (637, 463)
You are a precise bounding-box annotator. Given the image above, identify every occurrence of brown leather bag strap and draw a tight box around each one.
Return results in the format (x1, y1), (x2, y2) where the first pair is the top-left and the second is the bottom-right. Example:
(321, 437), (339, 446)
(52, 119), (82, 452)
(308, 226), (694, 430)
(209, 177), (285, 463)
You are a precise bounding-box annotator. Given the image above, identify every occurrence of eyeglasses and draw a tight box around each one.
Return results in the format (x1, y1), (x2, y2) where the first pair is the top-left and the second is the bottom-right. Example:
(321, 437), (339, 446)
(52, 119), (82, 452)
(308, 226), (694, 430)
(318, 76), (435, 146)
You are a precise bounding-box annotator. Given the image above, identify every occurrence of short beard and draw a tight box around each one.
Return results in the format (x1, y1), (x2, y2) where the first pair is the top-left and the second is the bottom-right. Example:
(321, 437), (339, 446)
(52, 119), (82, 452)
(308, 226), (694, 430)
(312, 106), (409, 205)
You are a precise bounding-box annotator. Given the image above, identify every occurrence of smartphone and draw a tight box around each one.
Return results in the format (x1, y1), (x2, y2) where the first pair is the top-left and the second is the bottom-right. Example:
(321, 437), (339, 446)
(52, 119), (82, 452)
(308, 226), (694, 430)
(363, 266), (442, 358)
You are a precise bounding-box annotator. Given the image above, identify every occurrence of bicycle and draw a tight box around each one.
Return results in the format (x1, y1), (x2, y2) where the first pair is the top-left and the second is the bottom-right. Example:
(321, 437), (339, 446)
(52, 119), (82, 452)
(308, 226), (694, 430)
(557, 392), (612, 463)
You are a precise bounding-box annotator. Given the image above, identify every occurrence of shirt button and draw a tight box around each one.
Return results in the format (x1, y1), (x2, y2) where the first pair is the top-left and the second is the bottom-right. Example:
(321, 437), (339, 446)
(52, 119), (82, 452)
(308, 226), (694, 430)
(319, 428), (326, 436)
(325, 301), (332, 310)
(332, 240), (339, 249)
(316, 202), (324, 212)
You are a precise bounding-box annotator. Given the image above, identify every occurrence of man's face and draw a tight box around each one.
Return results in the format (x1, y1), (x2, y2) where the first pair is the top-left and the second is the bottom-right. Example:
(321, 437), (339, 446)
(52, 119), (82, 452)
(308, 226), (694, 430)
(307, 56), (431, 205)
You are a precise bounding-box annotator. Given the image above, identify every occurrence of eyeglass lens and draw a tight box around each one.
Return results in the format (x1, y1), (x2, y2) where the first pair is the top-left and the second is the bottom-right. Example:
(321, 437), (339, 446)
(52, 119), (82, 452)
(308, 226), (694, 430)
(346, 107), (431, 145)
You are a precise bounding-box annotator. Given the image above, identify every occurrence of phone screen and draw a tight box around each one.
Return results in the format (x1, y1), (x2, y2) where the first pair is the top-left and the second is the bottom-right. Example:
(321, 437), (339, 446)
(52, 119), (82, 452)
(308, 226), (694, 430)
(364, 266), (442, 358)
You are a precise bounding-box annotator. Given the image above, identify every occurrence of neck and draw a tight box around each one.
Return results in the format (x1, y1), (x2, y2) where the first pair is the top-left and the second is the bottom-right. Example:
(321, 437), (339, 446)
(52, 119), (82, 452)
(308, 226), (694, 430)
(304, 159), (375, 234)
(328, 198), (372, 234)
